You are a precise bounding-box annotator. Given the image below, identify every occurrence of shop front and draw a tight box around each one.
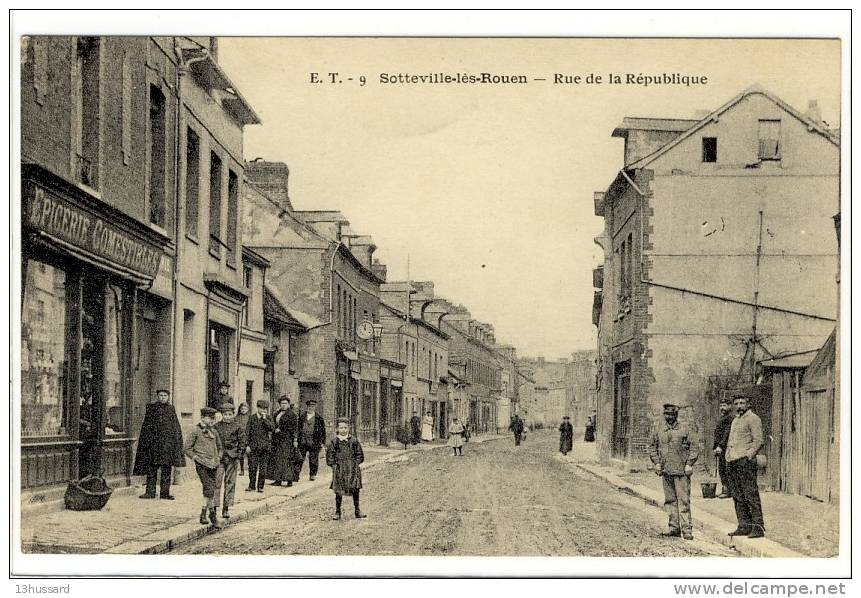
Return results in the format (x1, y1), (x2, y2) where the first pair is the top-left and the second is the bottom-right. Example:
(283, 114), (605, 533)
(20, 165), (169, 491)
(378, 360), (404, 446)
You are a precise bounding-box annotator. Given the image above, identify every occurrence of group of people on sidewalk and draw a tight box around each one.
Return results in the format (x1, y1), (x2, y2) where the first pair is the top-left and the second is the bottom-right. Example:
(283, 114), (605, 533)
(649, 394), (765, 542)
(132, 388), (368, 525)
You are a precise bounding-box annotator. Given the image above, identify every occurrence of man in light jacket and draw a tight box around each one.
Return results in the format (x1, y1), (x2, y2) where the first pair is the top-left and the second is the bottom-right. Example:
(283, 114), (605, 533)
(725, 394), (765, 538)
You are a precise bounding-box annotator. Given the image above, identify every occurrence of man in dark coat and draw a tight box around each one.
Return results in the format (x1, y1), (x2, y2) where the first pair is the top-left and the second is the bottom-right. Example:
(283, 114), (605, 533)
(269, 395), (298, 487)
(245, 399), (274, 492)
(134, 389), (185, 500)
(296, 398), (327, 481)
(712, 396), (735, 498)
(509, 414), (525, 446)
(559, 416), (574, 455)
(409, 411), (422, 445)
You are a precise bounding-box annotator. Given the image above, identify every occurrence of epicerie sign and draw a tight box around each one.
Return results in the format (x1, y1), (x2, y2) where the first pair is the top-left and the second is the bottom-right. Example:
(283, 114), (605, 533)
(26, 183), (162, 278)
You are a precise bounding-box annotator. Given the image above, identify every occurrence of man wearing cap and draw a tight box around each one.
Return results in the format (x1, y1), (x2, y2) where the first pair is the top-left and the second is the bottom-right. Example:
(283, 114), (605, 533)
(214, 402), (246, 519)
(725, 394), (765, 538)
(133, 389), (185, 500)
(246, 399), (275, 492)
(649, 403), (699, 540)
(712, 396), (736, 499)
(296, 398), (327, 481)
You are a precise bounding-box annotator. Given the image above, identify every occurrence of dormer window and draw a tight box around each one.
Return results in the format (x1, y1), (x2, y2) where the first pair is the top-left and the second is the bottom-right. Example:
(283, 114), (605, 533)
(702, 137), (717, 163)
(758, 119), (781, 160)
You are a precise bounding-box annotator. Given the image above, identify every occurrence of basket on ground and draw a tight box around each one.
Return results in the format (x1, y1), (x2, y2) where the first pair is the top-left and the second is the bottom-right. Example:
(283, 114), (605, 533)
(64, 475), (113, 511)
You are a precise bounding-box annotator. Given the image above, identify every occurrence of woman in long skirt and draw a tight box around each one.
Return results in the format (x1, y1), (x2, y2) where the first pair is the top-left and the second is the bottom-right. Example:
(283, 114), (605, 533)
(448, 417), (465, 456)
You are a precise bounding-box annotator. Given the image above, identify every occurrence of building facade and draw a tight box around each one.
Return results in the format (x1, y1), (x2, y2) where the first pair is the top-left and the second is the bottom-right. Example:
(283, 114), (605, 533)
(592, 86), (839, 468)
(19, 36), (259, 493)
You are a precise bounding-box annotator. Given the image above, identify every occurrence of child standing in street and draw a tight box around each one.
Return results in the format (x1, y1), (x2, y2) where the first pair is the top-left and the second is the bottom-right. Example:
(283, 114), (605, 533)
(184, 406), (224, 525)
(325, 418), (366, 520)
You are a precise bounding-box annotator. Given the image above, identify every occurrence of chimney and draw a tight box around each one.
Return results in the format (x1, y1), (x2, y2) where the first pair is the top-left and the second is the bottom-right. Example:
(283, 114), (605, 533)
(371, 258), (387, 282)
(209, 37), (219, 63)
(806, 100), (822, 124)
(245, 160), (293, 212)
(538, 356), (546, 369)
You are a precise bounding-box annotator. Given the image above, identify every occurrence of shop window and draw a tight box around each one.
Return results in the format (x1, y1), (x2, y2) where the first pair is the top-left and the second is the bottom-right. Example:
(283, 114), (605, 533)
(209, 152), (223, 256)
(104, 285), (127, 434)
(185, 128), (200, 237)
(21, 260), (69, 437)
(148, 85), (166, 227)
(74, 37), (100, 189)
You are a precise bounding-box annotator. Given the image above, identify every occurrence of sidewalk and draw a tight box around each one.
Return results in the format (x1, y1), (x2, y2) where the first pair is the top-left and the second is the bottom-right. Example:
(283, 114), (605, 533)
(20, 434), (505, 555)
(562, 441), (836, 558)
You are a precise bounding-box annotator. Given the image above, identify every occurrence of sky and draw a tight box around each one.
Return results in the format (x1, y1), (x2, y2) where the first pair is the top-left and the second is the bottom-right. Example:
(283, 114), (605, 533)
(218, 38), (840, 359)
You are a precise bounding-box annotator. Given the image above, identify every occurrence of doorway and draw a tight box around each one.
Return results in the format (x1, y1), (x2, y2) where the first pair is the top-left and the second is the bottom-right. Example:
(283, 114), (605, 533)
(208, 323), (232, 408)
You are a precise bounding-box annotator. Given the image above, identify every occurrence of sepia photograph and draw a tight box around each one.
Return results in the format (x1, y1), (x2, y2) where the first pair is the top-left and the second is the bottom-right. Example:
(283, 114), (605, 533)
(8, 8), (851, 584)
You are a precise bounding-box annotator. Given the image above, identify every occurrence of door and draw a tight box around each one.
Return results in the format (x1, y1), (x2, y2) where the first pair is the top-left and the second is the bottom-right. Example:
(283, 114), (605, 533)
(612, 361), (631, 459)
(438, 401), (447, 439)
(379, 379), (389, 446)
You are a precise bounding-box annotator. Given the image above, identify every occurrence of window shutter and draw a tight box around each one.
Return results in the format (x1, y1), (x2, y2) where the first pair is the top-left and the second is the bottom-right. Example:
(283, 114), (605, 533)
(33, 37), (47, 105)
(121, 51), (132, 165)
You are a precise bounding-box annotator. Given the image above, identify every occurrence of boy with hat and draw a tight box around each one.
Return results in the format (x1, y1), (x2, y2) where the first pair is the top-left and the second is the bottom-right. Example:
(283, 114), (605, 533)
(648, 403), (699, 540)
(133, 389), (184, 500)
(296, 398), (327, 481)
(214, 402), (246, 519)
(184, 407), (224, 525)
(245, 399), (274, 492)
(326, 418), (366, 520)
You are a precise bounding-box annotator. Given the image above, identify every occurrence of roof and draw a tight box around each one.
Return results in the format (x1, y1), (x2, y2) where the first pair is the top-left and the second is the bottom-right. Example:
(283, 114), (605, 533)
(612, 117), (699, 137)
(627, 85), (840, 170)
(241, 246), (270, 268)
(295, 211), (351, 224)
(263, 285), (321, 330)
(380, 301), (449, 340)
(182, 47), (261, 126)
(759, 350), (819, 370)
(801, 328), (836, 390)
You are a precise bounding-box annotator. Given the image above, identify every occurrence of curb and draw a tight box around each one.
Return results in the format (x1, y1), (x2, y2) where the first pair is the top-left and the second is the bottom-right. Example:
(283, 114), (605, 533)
(572, 462), (806, 558)
(102, 434), (507, 555)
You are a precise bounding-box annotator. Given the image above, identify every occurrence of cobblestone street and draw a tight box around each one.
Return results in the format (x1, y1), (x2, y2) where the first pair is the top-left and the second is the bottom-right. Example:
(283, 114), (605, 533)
(175, 432), (733, 557)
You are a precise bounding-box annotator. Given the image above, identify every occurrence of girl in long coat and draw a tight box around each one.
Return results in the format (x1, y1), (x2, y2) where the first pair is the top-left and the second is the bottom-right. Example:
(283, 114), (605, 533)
(326, 418), (366, 520)
(559, 416), (574, 455)
(448, 417), (465, 456)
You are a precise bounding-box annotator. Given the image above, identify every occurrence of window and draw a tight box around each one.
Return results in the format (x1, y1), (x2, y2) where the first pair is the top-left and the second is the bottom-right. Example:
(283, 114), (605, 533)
(336, 284), (342, 337)
(31, 37), (48, 105)
(104, 285), (127, 434)
(148, 85), (166, 227)
(758, 119), (781, 160)
(21, 260), (69, 437)
(74, 37), (100, 189)
(209, 152), (222, 256)
(185, 128), (200, 237)
(243, 266), (252, 326)
(226, 170), (239, 266)
(702, 137), (717, 163)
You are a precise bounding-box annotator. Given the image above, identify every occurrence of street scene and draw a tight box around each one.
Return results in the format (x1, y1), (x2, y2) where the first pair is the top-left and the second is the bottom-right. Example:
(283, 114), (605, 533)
(15, 32), (841, 571)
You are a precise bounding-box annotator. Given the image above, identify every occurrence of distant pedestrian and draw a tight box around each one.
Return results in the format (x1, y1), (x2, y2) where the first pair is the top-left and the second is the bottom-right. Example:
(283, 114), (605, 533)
(326, 418), (366, 520)
(133, 389), (185, 500)
(184, 407), (224, 526)
(421, 411), (435, 442)
(449, 417), (465, 456)
(270, 395), (298, 487)
(235, 402), (250, 476)
(648, 403), (698, 540)
(712, 396), (735, 498)
(559, 416), (574, 455)
(246, 399), (274, 493)
(296, 398), (327, 481)
(584, 416), (596, 442)
(463, 420), (472, 443)
(509, 414), (525, 446)
(212, 381), (231, 422)
(725, 395), (766, 539)
(409, 411), (422, 445)
(214, 402), (246, 519)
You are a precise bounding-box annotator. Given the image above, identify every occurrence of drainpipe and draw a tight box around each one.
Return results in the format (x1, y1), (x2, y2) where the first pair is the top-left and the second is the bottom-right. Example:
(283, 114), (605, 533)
(170, 39), (209, 409)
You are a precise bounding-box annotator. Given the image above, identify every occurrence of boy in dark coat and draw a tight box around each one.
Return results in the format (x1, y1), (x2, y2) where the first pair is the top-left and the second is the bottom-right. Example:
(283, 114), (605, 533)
(214, 402), (247, 519)
(270, 395), (298, 487)
(559, 416), (574, 455)
(246, 399), (274, 492)
(326, 418), (366, 520)
(133, 389), (185, 500)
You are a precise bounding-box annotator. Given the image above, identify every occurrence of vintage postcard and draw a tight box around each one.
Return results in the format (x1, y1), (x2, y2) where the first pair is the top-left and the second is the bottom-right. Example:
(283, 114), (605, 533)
(8, 9), (851, 584)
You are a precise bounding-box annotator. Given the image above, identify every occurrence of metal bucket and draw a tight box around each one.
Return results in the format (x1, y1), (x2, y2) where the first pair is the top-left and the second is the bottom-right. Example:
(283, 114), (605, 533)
(700, 481), (718, 499)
